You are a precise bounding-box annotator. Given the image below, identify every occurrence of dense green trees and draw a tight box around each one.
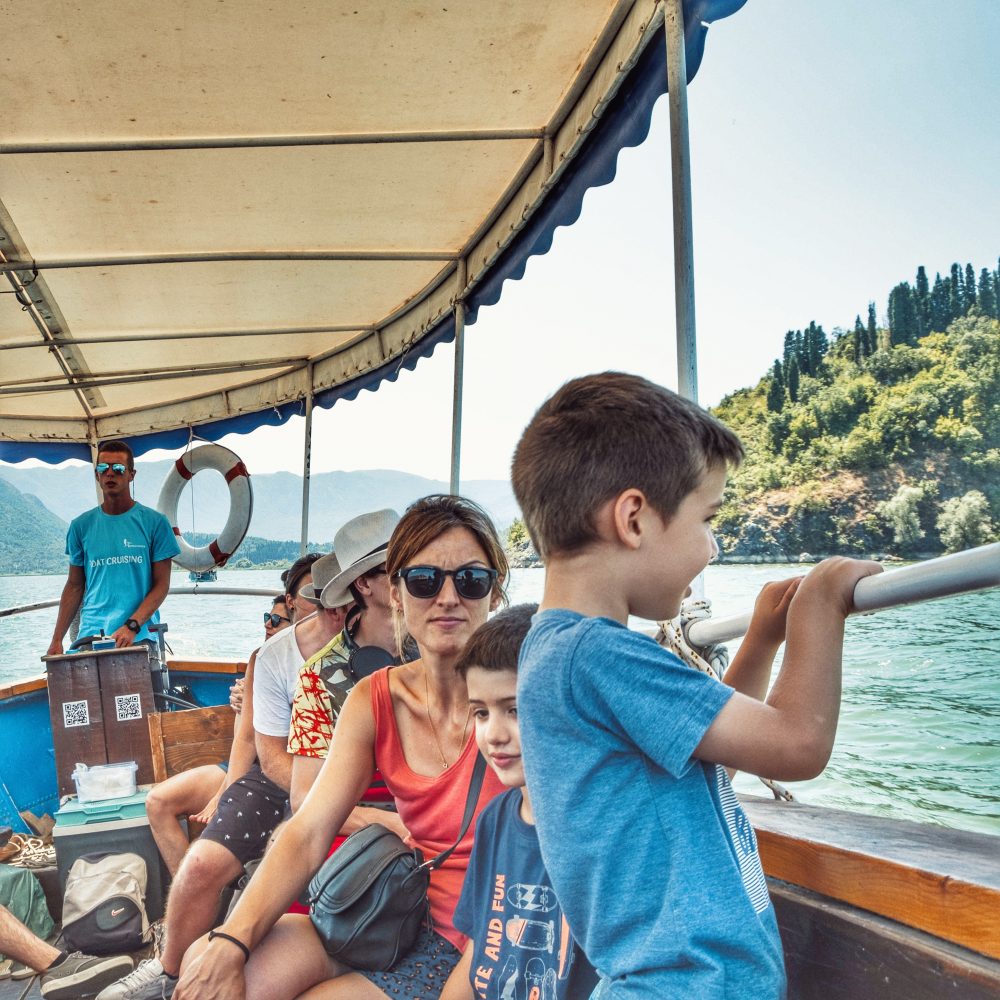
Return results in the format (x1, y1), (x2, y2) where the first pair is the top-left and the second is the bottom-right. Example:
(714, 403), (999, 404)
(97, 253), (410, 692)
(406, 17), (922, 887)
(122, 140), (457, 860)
(712, 255), (1000, 558)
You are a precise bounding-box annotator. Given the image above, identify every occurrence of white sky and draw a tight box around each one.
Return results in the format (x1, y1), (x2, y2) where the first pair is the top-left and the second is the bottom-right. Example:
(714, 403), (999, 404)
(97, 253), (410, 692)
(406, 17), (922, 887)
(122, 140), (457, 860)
(9, 1), (1000, 484)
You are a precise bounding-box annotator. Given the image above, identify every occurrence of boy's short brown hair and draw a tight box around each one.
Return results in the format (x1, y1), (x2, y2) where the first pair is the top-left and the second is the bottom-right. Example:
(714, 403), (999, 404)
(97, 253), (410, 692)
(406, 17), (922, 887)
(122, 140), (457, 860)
(455, 603), (538, 678)
(511, 372), (743, 559)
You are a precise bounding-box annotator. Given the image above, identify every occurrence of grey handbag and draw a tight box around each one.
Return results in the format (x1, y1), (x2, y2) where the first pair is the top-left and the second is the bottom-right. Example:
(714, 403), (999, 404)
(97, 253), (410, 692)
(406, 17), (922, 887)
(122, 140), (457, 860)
(308, 753), (487, 971)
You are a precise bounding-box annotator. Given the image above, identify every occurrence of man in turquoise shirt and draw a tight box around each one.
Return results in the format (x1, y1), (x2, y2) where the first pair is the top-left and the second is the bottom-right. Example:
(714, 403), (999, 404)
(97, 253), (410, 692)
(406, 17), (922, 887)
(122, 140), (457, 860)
(47, 440), (179, 655)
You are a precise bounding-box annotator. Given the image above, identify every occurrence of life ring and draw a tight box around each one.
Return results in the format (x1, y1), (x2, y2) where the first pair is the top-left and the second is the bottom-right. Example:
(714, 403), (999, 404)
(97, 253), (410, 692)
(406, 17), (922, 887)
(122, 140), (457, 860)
(157, 444), (253, 572)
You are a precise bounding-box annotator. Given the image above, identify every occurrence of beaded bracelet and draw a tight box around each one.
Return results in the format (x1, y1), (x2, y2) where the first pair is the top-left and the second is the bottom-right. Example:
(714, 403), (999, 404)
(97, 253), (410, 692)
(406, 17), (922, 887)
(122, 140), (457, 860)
(208, 930), (251, 964)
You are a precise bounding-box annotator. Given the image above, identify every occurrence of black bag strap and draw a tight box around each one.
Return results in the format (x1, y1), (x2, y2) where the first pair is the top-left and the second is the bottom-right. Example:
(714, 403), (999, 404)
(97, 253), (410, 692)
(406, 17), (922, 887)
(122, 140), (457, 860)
(420, 752), (487, 872)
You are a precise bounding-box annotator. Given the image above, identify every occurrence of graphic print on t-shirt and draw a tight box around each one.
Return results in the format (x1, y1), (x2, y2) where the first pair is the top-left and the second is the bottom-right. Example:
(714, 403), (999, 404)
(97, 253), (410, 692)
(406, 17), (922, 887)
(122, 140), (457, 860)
(475, 872), (570, 1000)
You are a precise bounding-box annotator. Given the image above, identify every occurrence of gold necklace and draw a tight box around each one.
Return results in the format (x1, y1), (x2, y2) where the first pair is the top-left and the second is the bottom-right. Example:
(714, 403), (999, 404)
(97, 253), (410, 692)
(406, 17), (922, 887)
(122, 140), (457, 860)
(423, 672), (471, 771)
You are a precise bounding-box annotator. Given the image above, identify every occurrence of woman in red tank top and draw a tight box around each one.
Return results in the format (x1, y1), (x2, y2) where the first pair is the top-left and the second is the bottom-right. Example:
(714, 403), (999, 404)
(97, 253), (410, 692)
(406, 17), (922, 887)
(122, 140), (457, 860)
(175, 495), (509, 1000)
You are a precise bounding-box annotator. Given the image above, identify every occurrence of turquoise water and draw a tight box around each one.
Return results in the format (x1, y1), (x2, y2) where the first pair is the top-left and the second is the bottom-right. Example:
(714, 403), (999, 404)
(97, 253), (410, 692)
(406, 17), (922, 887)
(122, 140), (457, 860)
(2, 565), (997, 836)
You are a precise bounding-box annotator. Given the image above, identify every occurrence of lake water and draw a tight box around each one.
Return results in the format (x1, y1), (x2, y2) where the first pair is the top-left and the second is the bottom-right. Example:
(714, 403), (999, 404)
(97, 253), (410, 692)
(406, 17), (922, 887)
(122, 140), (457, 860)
(2, 565), (998, 837)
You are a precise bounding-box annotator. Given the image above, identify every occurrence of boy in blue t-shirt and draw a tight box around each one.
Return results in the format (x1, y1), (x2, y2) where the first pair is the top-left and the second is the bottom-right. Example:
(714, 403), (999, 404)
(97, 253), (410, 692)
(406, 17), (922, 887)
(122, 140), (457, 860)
(443, 604), (596, 1000)
(510, 372), (882, 1000)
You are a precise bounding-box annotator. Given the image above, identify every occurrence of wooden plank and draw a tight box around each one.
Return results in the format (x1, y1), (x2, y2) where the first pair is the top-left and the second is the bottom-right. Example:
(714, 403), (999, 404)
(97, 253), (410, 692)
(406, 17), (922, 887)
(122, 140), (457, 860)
(149, 706), (235, 779)
(743, 796), (1000, 961)
(148, 712), (168, 783)
(45, 654), (107, 796)
(166, 659), (247, 675)
(0, 676), (48, 700)
(97, 649), (157, 785)
(770, 879), (1000, 1000)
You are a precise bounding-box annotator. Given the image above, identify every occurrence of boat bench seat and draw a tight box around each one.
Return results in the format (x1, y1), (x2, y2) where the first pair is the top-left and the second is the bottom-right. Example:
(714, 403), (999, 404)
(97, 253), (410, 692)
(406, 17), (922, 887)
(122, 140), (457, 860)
(147, 705), (235, 783)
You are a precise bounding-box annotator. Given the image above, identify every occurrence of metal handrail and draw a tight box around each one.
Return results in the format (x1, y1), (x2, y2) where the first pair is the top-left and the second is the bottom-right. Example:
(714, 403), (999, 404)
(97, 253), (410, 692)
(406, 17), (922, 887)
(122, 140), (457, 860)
(686, 542), (1000, 648)
(0, 585), (282, 619)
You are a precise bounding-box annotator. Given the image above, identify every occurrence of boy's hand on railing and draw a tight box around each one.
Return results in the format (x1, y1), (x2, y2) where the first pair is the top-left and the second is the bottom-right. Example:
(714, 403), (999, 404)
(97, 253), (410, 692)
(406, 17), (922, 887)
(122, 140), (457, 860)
(745, 577), (802, 648)
(794, 557), (883, 617)
(229, 677), (245, 714)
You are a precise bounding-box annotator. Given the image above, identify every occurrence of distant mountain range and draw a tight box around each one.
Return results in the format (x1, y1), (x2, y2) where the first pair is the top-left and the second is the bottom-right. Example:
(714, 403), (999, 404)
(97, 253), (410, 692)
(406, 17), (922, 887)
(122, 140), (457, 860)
(0, 464), (521, 575)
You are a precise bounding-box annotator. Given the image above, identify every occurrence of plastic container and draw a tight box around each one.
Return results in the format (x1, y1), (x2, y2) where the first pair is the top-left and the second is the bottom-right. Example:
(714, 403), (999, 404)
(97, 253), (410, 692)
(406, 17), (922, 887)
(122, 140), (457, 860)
(70, 761), (138, 803)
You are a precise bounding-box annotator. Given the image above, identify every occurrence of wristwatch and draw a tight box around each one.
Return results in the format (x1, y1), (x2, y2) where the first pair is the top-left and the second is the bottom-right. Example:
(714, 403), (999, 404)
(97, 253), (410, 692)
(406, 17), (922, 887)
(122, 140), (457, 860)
(125, 618), (140, 633)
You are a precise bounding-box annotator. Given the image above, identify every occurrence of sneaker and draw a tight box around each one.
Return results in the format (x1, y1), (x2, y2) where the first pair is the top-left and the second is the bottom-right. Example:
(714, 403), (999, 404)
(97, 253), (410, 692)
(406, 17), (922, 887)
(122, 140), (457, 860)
(93, 958), (177, 1000)
(39, 952), (135, 1000)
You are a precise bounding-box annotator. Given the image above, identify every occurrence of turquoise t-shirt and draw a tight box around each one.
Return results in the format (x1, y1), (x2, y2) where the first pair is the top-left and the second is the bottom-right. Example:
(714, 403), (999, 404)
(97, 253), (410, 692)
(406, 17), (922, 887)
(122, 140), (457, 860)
(66, 502), (179, 643)
(518, 610), (786, 1000)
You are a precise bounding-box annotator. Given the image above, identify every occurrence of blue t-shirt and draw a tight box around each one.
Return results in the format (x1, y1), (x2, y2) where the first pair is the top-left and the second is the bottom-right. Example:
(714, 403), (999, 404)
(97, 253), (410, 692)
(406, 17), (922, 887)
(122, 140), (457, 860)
(518, 610), (786, 1000)
(66, 502), (179, 643)
(454, 788), (597, 1000)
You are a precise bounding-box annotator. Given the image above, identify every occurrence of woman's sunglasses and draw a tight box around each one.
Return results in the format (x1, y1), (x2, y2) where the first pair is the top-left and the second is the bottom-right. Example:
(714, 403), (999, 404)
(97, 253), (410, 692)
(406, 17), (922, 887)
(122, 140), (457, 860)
(95, 462), (128, 475)
(264, 611), (291, 628)
(393, 566), (497, 601)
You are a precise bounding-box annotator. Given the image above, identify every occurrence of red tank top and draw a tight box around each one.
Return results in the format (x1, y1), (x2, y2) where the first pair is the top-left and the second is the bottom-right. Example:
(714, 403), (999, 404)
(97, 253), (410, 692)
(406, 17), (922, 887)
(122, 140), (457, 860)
(370, 665), (504, 950)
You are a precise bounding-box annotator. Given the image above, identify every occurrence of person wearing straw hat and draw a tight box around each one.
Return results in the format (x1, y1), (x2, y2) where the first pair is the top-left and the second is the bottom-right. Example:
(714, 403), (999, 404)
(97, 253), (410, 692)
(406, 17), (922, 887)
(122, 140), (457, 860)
(287, 509), (401, 814)
(99, 554), (352, 1000)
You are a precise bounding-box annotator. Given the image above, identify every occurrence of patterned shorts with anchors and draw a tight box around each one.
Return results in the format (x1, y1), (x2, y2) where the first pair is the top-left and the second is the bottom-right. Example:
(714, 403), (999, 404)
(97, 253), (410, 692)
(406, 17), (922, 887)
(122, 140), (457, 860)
(199, 762), (289, 866)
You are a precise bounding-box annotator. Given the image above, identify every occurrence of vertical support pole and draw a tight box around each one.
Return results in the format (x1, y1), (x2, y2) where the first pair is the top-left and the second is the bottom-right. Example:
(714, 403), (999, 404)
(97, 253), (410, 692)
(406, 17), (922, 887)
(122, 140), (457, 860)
(666, 2), (706, 602)
(665, 0), (698, 404)
(88, 425), (102, 505)
(300, 367), (314, 556)
(449, 261), (467, 496)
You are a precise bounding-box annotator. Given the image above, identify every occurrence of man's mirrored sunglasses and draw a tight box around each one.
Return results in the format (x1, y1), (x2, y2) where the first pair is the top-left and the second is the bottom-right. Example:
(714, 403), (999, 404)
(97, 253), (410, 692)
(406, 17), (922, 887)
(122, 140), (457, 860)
(393, 565), (497, 601)
(95, 462), (129, 475)
(264, 611), (291, 628)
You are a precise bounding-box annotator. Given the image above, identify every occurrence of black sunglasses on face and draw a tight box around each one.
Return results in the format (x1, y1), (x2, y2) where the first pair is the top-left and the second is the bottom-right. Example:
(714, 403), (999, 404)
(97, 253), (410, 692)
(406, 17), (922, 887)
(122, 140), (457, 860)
(264, 611), (291, 628)
(96, 462), (128, 475)
(393, 565), (497, 601)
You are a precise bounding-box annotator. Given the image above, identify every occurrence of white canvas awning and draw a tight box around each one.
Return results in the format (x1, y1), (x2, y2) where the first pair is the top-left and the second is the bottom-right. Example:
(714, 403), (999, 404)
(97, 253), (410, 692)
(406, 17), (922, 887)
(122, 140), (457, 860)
(0, 0), (744, 462)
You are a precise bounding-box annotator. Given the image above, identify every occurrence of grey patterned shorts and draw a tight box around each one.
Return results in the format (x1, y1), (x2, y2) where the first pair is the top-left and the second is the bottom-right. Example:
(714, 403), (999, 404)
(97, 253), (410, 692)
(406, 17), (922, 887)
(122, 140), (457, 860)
(357, 925), (461, 998)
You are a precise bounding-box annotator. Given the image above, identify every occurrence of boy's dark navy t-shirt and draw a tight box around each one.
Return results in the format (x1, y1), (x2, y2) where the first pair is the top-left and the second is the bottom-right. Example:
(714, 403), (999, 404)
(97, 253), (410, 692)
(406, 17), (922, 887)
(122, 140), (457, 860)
(518, 609), (786, 1000)
(454, 787), (597, 1000)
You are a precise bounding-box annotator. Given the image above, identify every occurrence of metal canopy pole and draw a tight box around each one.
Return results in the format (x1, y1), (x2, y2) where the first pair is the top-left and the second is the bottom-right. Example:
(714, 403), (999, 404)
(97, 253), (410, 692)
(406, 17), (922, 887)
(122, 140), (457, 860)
(299, 370), (314, 556)
(665, 0), (698, 403)
(449, 263), (467, 496)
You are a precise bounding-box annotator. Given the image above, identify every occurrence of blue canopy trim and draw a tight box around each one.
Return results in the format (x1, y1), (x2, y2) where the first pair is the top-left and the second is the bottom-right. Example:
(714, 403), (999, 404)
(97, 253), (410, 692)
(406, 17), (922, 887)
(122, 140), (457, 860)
(1, 0), (745, 466)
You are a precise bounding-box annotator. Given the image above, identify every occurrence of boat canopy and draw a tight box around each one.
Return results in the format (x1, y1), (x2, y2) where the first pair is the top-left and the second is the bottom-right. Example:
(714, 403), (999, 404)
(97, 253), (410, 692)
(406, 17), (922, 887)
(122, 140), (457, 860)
(0, 0), (744, 464)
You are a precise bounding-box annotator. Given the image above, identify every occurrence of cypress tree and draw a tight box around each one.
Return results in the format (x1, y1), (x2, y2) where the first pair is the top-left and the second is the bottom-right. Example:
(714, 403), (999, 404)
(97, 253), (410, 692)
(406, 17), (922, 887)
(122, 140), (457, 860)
(783, 330), (796, 367)
(867, 302), (879, 352)
(979, 267), (997, 318)
(887, 282), (919, 345)
(766, 361), (785, 412)
(794, 330), (806, 374)
(786, 355), (800, 403)
(930, 272), (949, 331)
(949, 263), (963, 318)
(853, 315), (866, 361)
(806, 321), (821, 374)
(965, 263), (977, 309)
(915, 266), (930, 334)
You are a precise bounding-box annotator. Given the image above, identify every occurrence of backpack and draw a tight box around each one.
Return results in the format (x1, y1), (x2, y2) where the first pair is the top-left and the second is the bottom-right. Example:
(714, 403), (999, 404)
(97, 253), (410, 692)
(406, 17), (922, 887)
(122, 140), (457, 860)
(61, 852), (152, 955)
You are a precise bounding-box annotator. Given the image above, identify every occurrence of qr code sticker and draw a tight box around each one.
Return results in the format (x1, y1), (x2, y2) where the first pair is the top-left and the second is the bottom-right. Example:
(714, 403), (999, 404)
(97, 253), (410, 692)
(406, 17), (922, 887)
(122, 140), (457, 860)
(115, 693), (143, 722)
(63, 700), (90, 728)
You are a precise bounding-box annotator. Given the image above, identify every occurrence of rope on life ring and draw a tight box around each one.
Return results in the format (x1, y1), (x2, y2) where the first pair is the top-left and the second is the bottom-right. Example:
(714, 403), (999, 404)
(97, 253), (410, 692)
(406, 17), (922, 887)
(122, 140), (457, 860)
(156, 444), (253, 572)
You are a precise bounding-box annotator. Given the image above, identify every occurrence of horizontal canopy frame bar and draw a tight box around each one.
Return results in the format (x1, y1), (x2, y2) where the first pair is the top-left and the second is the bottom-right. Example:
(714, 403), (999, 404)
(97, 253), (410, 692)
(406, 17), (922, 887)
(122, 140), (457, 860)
(0, 325), (370, 352)
(0, 250), (457, 272)
(686, 543), (1000, 647)
(1, 128), (547, 155)
(0, 358), (305, 395)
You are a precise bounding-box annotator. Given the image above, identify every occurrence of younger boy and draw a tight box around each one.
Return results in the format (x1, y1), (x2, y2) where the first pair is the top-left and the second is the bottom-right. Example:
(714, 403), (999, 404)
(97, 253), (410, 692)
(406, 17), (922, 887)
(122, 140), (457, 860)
(510, 372), (881, 999)
(442, 604), (597, 1000)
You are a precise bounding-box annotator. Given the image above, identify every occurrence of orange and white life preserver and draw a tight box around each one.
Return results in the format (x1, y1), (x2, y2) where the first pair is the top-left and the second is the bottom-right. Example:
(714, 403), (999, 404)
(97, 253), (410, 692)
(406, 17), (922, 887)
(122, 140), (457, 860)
(156, 444), (253, 572)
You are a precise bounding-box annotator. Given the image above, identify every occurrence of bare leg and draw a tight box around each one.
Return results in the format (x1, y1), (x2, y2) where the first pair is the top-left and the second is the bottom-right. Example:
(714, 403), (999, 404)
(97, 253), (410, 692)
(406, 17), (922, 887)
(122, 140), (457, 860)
(181, 914), (349, 1000)
(297, 974), (390, 999)
(0, 904), (60, 972)
(159, 839), (243, 976)
(147, 766), (226, 876)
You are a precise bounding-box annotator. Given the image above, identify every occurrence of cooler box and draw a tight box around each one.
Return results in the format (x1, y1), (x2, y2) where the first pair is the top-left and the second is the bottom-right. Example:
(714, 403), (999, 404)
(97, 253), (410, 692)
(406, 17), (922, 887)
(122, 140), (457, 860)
(53, 787), (168, 921)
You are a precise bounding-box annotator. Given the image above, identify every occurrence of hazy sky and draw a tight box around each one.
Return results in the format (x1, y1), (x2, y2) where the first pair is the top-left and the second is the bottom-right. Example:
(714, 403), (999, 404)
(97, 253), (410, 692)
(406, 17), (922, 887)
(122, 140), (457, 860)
(13, 1), (1000, 484)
